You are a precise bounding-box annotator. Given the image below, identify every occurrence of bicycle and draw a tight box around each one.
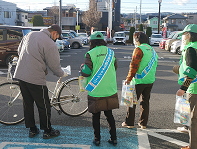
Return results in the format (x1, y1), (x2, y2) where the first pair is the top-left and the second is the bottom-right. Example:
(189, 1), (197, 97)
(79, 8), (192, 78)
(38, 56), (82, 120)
(0, 62), (88, 125)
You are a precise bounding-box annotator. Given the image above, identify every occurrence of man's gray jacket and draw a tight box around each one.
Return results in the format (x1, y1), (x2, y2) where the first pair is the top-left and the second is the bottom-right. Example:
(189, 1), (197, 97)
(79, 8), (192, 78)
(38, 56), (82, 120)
(14, 29), (64, 85)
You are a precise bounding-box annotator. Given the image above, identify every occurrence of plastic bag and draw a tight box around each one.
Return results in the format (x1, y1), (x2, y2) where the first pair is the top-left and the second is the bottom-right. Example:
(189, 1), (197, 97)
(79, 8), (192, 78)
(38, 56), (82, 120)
(121, 80), (137, 107)
(7, 57), (18, 81)
(174, 95), (190, 126)
(78, 71), (88, 92)
(61, 65), (71, 75)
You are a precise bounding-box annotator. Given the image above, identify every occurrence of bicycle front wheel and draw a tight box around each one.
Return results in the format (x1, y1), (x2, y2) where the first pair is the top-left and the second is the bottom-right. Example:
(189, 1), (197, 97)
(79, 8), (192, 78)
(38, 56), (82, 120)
(0, 82), (24, 125)
(57, 77), (88, 117)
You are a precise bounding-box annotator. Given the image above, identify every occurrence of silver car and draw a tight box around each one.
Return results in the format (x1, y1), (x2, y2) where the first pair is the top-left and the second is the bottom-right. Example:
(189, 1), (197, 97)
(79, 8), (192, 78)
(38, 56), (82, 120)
(113, 32), (126, 45)
(77, 33), (89, 45)
(62, 31), (83, 49)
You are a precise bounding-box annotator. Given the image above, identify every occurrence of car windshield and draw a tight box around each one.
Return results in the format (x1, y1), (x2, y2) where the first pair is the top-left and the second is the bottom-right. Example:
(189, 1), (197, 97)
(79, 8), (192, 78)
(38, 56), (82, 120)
(78, 34), (86, 37)
(114, 33), (125, 37)
(151, 34), (163, 38)
(124, 32), (129, 35)
(168, 32), (176, 39)
(100, 32), (107, 36)
(70, 31), (78, 37)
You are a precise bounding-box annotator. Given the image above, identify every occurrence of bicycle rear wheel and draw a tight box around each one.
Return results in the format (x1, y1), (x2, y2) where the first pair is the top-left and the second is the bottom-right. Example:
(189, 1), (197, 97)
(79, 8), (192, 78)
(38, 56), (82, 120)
(0, 82), (24, 125)
(57, 77), (88, 117)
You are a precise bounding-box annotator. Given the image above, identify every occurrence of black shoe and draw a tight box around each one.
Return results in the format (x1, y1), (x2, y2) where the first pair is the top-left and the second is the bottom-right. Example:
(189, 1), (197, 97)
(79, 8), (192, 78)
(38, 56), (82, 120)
(29, 128), (39, 138)
(93, 140), (100, 146)
(108, 139), (117, 146)
(43, 128), (60, 139)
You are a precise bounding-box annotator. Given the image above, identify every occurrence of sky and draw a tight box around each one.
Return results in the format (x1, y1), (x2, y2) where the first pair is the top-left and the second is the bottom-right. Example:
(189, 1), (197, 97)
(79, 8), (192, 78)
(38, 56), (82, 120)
(2, 0), (197, 14)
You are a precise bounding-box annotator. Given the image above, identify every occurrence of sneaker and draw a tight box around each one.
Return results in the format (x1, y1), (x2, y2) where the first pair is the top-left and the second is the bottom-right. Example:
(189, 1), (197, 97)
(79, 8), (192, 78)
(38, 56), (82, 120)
(177, 126), (189, 133)
(29, 128), (39, 138)
(108, 139), (117, 146)
(138, 123), (146, 129)
(93, 140), (100, 146)
(43, 128), (60, 139)
(122, 122), (134, 129)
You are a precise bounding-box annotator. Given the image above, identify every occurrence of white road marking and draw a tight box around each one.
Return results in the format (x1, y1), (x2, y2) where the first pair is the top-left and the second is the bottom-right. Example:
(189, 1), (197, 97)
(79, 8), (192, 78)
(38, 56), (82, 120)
(0, 71), (7, 74)
(137, 128), (189, 149)
(0, 142), (91, 149)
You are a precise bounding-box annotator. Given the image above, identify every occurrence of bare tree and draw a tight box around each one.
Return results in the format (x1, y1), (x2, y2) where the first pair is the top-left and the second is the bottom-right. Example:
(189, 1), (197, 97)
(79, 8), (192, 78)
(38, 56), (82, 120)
(82, 0), (101, 28)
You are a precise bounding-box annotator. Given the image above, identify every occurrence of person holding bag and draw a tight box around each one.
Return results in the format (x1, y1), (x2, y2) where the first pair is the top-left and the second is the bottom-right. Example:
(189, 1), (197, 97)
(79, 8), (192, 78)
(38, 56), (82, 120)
(122, 32), (158, 129)
(176, 24), (197, 149)
(80, 31), (119, 146)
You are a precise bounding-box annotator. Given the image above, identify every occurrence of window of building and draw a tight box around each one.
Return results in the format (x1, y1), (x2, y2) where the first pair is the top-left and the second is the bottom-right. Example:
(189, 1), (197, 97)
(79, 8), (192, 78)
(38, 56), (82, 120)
(17, 14), (20, 20)
(153, 21), (157, 24)
(189, 16), (194, 20)
(22, 15), (24, 17)
(172, 19), (176, 24)
(4, 11), (11, 18)
(25, 15), (27, 19)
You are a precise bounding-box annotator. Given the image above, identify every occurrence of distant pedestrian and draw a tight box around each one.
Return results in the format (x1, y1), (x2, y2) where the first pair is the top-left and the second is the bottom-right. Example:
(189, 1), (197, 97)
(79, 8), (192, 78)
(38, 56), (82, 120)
(122, 32), (158, 129)
(176, 24), (197, 149)
(14, 24), (68, 139)
(80, 31), (119, 146)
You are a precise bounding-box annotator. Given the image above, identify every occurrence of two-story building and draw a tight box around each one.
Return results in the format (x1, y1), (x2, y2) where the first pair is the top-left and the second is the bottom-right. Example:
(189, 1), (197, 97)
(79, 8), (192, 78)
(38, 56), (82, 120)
(162, 14), (187, 31)
(184, 13), (197, 25)
(0, 0), (16, 25)
(16, 8), (31, 26)
(43, 4), (82, 30)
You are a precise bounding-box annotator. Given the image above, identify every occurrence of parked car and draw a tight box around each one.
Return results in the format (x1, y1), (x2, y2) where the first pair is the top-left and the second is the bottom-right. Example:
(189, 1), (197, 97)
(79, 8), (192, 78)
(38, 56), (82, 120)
(123, 31), (130, 40)
(159, 32), (176, 49)
(149, 34), (163, 45)
(170, 40), (182, 55)
(0, 25), (31, 65)
(113, 32), (126, 45)
(62, 39), (70, 50)
(165, 31), (181, 51)
(62, 31), (83, 49)
(97, 31), (108, 42)
(56, 39), (65, 53)
(77, 33), (89, 45)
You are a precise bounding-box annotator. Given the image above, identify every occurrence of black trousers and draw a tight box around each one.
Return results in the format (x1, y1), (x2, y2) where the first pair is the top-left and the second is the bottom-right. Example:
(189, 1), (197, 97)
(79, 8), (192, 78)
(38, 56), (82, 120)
(125, 83), (153, 126)
(19, 80), (51, 130)
(92, 110), (117, 141)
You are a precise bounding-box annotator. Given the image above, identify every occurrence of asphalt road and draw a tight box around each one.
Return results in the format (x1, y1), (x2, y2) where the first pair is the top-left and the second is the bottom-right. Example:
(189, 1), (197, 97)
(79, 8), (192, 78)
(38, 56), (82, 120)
(0, 44), (189, 149)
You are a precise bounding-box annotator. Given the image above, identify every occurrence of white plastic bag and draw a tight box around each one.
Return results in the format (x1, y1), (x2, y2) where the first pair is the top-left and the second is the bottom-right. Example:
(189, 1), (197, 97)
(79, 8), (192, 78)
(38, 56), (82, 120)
(61, 65), (71, 75)
(174, 95), (190, 126)
(121, 80), (137, 107)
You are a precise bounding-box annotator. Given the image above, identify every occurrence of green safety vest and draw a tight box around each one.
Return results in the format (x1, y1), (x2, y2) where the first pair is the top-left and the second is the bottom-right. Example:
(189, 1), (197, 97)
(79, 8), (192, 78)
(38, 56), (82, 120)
(86, 46), (117, 97)
(179, 42), (197, 94)
(134, 43), (158, 85)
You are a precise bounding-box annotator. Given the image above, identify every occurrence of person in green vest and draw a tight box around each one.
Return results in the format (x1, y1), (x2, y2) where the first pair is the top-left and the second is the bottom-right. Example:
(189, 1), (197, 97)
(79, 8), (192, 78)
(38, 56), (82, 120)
(80, 31), (119, 146)
(176, 24), (197, 149)
(122, 32), (158, 129)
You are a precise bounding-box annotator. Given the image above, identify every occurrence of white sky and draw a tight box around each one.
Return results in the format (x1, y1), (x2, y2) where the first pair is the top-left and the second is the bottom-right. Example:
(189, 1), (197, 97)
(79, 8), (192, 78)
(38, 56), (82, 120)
(2, 0), (197, 14)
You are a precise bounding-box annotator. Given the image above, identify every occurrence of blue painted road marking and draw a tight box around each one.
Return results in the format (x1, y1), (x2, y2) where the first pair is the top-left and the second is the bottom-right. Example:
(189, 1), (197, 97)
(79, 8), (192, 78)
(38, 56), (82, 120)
(0, 124), (138, 149)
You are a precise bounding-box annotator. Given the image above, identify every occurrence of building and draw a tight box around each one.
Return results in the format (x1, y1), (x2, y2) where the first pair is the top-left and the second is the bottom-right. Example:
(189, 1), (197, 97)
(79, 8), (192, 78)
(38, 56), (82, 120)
(184, 13), (197, 25)
(0, 0), (16, 25)
(95, 0), (121, 31)
(16, 8), (31, 26)
(162, 14), (187, 31)
(43, 4), (81, 30)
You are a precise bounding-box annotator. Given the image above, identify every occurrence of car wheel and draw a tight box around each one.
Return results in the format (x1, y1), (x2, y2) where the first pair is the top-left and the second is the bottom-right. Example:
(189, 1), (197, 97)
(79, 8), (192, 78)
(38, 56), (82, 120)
(72, 42), (80, 49)
(176, 47), (181, 55)
(5, 54), (16, 66)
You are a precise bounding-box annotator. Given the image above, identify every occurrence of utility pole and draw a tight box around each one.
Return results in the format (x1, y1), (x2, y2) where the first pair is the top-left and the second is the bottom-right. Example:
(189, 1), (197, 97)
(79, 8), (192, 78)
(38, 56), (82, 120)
(77, 10), (78, 33)
(158, 0), (162, 34)
(59, 0), (62, 29)
(135, 6), (137, 30)
(108, 0), (112, 41)
(140, 0), (142, 24)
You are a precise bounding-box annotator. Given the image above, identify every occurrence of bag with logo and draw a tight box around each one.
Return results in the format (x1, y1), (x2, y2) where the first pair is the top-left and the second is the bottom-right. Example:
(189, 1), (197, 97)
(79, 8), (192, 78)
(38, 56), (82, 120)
(120, 80), (137, 108)
(174, 95), (190, 126)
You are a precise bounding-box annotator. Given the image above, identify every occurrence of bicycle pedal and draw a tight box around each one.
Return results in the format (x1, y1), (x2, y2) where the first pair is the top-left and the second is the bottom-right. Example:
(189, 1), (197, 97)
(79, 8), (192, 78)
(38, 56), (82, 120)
(58, 110), (62, 115)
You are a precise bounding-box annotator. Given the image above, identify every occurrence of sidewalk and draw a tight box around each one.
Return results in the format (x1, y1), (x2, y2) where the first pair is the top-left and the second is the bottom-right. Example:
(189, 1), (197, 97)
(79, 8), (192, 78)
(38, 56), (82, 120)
(0, 124), (138, 149)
